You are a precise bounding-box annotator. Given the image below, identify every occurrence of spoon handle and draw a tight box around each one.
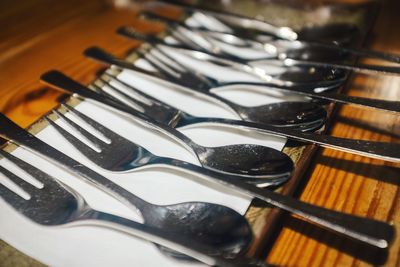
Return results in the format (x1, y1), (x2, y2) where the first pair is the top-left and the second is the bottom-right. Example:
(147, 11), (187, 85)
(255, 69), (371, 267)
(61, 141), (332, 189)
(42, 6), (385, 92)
(0, 117), (265, 267)
(181, 116), (400, 163)
(304, 40), (400, 64)
(40, 70), (206, 157)
(222, 82), (400, 114)
(80, 210), (267, 267)
(155, 0), (298, 40)
(158, 158), (395, 249)
(34, 72), (397, 248)
(287, 59), (400, 76)
(157, 0), (400, 64)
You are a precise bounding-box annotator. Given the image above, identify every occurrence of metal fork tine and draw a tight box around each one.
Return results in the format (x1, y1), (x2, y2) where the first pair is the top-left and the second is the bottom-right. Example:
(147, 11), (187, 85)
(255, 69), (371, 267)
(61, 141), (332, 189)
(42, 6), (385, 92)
(0, 150), (47, 183)
(45, 115), (103, 158)
(96, 78), (180, 126)
(101, 74), (164, 107)
(0, 164), (37, 196)
(53, 110), (106, 148)
(149, 45), (217, 88)
(0, 182), (27, 208)
(172, 27), (206, 51)
(62, 103), (125, 141)
(149, 46), (186, 73)
(138, 50), (181, 79)
(93, 81), (150, 112)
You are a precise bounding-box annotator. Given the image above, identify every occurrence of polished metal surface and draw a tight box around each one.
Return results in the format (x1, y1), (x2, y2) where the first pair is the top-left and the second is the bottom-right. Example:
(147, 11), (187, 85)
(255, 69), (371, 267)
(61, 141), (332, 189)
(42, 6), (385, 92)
(0, 115), (254, 260)
(48, 103), (291, 187)
(139, 11), (400, 76)
(136, 47), (329, 128)
(98, 72), (325, 132)
(42, 71), (297, 179)
(0, 150), (264, 267)
(157, 0), (400, 64)
(78, 49), (400, 163)
(87, 45), (329, 130)
(120, 23), (348, 87)
(156, 0), (299, 40)
(0, 111), (395, 249)
(114, 34), (400, 114)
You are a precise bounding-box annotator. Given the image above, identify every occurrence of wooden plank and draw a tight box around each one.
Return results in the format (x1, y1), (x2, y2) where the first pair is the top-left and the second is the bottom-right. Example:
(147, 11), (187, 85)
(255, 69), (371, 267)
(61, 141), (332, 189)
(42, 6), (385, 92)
(0, 0), (398, 266)
(267, 0), (400, 266)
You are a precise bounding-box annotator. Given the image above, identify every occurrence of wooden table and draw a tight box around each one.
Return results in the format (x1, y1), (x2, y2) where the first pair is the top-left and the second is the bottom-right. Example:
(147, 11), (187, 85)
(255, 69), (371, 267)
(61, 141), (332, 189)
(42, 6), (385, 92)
(268, 0), (400, 266)
(0, 0), (399, 266)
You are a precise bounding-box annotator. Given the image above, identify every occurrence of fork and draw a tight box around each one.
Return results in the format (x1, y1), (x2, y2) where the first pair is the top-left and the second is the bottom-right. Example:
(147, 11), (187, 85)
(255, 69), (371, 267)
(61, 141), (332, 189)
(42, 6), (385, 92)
(154, 0), (400, 64)
(138, 11), (400, 76)
(154, 0), (298, 41)
(118, 25), (346, 89)
(114, 40), (400, 114)
(38, 72), (398, 248)
(0, 149), (267, 267)
(47, 103), (291, 187)
(43, 69), (400, 162)
(96, 72), (325, 132)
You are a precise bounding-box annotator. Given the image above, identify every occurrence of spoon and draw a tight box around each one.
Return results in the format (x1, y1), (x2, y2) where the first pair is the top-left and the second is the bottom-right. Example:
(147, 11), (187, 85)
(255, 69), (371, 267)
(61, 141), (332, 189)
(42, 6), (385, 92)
(155, 1), (400, 65)
(114, 43), (400, 114)
(134, 14), (351, 81)
(2, 104), (395, 249)
(49, 103), (293, 188)
(117, 27), (346, 90)
(85, 46), (328, 129)
(153, 0), (299, 40)
(77, 50), (400, 162)
(139, 12), (400, 76)
(41, 70), (295, 180)
(102, 72), (327, 132)
(46, 106), (257, 259)
(0, 114), (253, 260)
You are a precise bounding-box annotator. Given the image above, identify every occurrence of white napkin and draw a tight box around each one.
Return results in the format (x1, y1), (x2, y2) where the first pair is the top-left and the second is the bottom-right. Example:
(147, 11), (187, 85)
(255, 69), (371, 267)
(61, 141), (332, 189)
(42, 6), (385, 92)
(0, 98), (286, 267)
(0, 15), (296, 266)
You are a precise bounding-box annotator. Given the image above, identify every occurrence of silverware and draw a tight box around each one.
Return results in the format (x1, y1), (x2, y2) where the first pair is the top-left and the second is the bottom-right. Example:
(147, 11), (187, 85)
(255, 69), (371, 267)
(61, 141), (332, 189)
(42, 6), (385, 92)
(97, 72), (326, 132)
(0, 114), (255, 260)
(139, 11), (400, 76)
(86, 45), (330, 128)
(119, 24), (348, 87)
(78, 48), (400, 162)
(152, 0), (299, 40)
(154, 0), (400, 64)
(0, 150), (263, 266)
(107, 40), (400, 114)
(0, 100), (395, 248)
(41, 72), (298, 180)
(47, 103), (291, 187)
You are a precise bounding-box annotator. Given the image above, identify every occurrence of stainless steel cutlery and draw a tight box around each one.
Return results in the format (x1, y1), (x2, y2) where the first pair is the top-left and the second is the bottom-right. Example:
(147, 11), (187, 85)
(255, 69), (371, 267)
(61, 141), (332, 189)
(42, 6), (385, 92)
(1, 4), (399, 265)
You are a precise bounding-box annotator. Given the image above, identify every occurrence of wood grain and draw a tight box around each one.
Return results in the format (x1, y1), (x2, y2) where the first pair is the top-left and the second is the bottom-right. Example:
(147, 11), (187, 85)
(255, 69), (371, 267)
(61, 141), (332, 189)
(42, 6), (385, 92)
(267, 0), (400, 266)
(0, 0), (399, 267)
(0, 0), (163, 127)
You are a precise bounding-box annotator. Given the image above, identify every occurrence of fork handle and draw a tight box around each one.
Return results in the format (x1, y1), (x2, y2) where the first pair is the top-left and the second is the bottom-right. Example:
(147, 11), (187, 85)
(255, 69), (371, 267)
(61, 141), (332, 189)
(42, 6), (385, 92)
(158, 158), (395, 249)
(0, 113), (155, 213)
(79, 210), (267, 267)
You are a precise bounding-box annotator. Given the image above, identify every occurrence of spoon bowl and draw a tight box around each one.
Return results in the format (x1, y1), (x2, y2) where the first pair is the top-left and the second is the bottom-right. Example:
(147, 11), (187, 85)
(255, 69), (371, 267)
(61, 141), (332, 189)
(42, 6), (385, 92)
(232, 101), (327, 130)
(198, 144), (294, 178)
(150, 202), (252, 259)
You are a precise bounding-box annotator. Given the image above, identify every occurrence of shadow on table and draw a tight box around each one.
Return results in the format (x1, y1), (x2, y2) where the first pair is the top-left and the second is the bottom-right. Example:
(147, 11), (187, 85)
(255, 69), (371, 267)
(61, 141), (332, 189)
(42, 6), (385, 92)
(282, 216), (390, 265)
(317, 155), (400, 186)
